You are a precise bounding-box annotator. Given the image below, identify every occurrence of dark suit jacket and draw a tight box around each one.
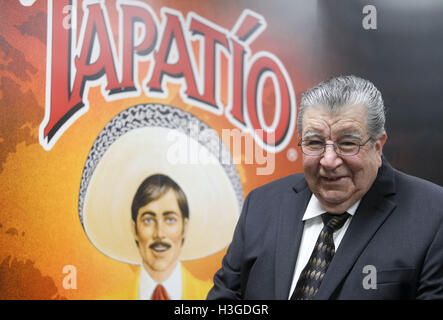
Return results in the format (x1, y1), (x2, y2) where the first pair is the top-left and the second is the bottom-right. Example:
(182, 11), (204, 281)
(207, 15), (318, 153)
(207, 158), (443, 300)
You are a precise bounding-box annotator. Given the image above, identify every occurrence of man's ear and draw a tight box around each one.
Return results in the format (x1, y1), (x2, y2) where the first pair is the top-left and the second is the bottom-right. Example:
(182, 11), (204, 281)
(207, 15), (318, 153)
(375, 133), (387, 154)
(132, 220), (139, 247)
(181, 218), (189, 246)
(375, 133), (387, 167)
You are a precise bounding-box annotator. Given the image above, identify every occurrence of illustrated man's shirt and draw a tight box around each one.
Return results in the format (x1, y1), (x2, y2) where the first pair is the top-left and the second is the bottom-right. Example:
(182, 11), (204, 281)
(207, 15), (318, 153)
(139, 262), (182, 300)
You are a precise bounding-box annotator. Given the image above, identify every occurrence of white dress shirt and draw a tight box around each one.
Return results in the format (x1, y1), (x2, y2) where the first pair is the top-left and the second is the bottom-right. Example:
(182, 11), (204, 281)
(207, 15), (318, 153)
(288, 194), (361, 299)
(138, 262), (182, 300)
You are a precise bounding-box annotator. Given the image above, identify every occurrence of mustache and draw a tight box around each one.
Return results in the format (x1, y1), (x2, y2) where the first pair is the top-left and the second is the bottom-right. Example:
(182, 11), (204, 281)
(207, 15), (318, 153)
(149, 241), (171, 249)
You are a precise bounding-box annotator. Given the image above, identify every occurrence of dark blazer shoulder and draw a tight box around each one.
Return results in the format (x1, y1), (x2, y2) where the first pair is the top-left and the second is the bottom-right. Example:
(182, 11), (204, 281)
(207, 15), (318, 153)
(394, 167), (443, 195)
(238, 173), (308, 234)
(250, 173), (307, 197)
(393, 167), (443, 220)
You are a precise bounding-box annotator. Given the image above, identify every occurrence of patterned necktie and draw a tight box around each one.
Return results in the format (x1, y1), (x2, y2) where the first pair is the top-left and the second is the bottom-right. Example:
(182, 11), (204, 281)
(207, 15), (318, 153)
(151, 284), (170, 300)
(290, 212), (350, 300)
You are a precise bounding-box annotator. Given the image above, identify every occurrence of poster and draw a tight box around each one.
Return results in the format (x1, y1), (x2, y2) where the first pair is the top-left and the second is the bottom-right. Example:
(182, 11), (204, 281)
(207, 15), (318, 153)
(0, 0), (305, 299)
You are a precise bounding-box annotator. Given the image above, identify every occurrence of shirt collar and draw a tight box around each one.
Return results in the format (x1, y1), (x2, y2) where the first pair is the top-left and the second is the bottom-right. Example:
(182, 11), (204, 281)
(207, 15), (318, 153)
(303, 193), (360, 221)
(139, 262), (182, 300)
(162, 262), (182, 299)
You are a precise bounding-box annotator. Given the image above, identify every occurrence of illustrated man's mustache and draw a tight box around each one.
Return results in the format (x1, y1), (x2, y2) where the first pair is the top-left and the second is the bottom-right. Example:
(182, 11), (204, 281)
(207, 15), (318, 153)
(149, 241), (171, 252)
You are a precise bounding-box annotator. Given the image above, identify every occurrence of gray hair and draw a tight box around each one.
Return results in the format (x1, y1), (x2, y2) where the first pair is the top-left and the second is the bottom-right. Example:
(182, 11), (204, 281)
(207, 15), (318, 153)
(297, 75), (386, 141)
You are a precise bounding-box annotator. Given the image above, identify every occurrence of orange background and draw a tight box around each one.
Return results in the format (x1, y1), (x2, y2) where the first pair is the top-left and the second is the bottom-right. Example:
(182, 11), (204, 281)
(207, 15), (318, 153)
(0, 0), (311, 299)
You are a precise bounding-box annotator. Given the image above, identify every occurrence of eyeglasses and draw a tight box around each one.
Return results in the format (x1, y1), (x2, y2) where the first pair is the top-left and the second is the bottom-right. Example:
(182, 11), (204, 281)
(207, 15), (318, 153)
(298, 137), (372, 156)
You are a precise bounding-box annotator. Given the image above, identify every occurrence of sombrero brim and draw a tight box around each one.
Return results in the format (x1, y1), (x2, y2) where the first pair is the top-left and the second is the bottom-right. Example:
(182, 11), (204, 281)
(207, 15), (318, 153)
(82, 125), (241, 264)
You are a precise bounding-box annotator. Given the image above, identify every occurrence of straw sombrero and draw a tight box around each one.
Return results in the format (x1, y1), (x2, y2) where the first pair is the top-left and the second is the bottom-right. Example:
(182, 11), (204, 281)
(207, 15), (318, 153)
(78, 104), (243, 264)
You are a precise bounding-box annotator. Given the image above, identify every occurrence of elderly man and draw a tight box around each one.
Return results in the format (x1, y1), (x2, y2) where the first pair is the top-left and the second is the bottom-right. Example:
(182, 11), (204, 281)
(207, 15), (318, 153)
(207, 75), (443, 300)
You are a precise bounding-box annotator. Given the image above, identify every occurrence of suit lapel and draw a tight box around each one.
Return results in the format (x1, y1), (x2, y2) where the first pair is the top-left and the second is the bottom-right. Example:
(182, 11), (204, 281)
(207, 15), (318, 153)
(315, 158), (397, 299)
(274, 179), (311, 299)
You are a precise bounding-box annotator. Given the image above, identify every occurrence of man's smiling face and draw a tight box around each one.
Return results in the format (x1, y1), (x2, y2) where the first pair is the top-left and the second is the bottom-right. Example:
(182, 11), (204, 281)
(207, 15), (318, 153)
(301, 104), (387, 213)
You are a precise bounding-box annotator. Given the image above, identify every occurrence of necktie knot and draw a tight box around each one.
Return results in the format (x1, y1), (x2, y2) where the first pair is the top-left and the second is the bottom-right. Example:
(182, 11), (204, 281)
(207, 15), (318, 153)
(321, 212), (350, 232)
(151, 284), (170, 300)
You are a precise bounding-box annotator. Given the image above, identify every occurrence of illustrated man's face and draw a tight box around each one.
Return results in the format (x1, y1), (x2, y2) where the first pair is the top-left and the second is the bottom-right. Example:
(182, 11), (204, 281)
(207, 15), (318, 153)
(132, 189), (188, 280)
(301, 104), (387, 213)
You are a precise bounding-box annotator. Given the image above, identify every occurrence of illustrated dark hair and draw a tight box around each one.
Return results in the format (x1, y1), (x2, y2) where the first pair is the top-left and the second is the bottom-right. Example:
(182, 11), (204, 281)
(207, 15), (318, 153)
(131, 174), (189, 223)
